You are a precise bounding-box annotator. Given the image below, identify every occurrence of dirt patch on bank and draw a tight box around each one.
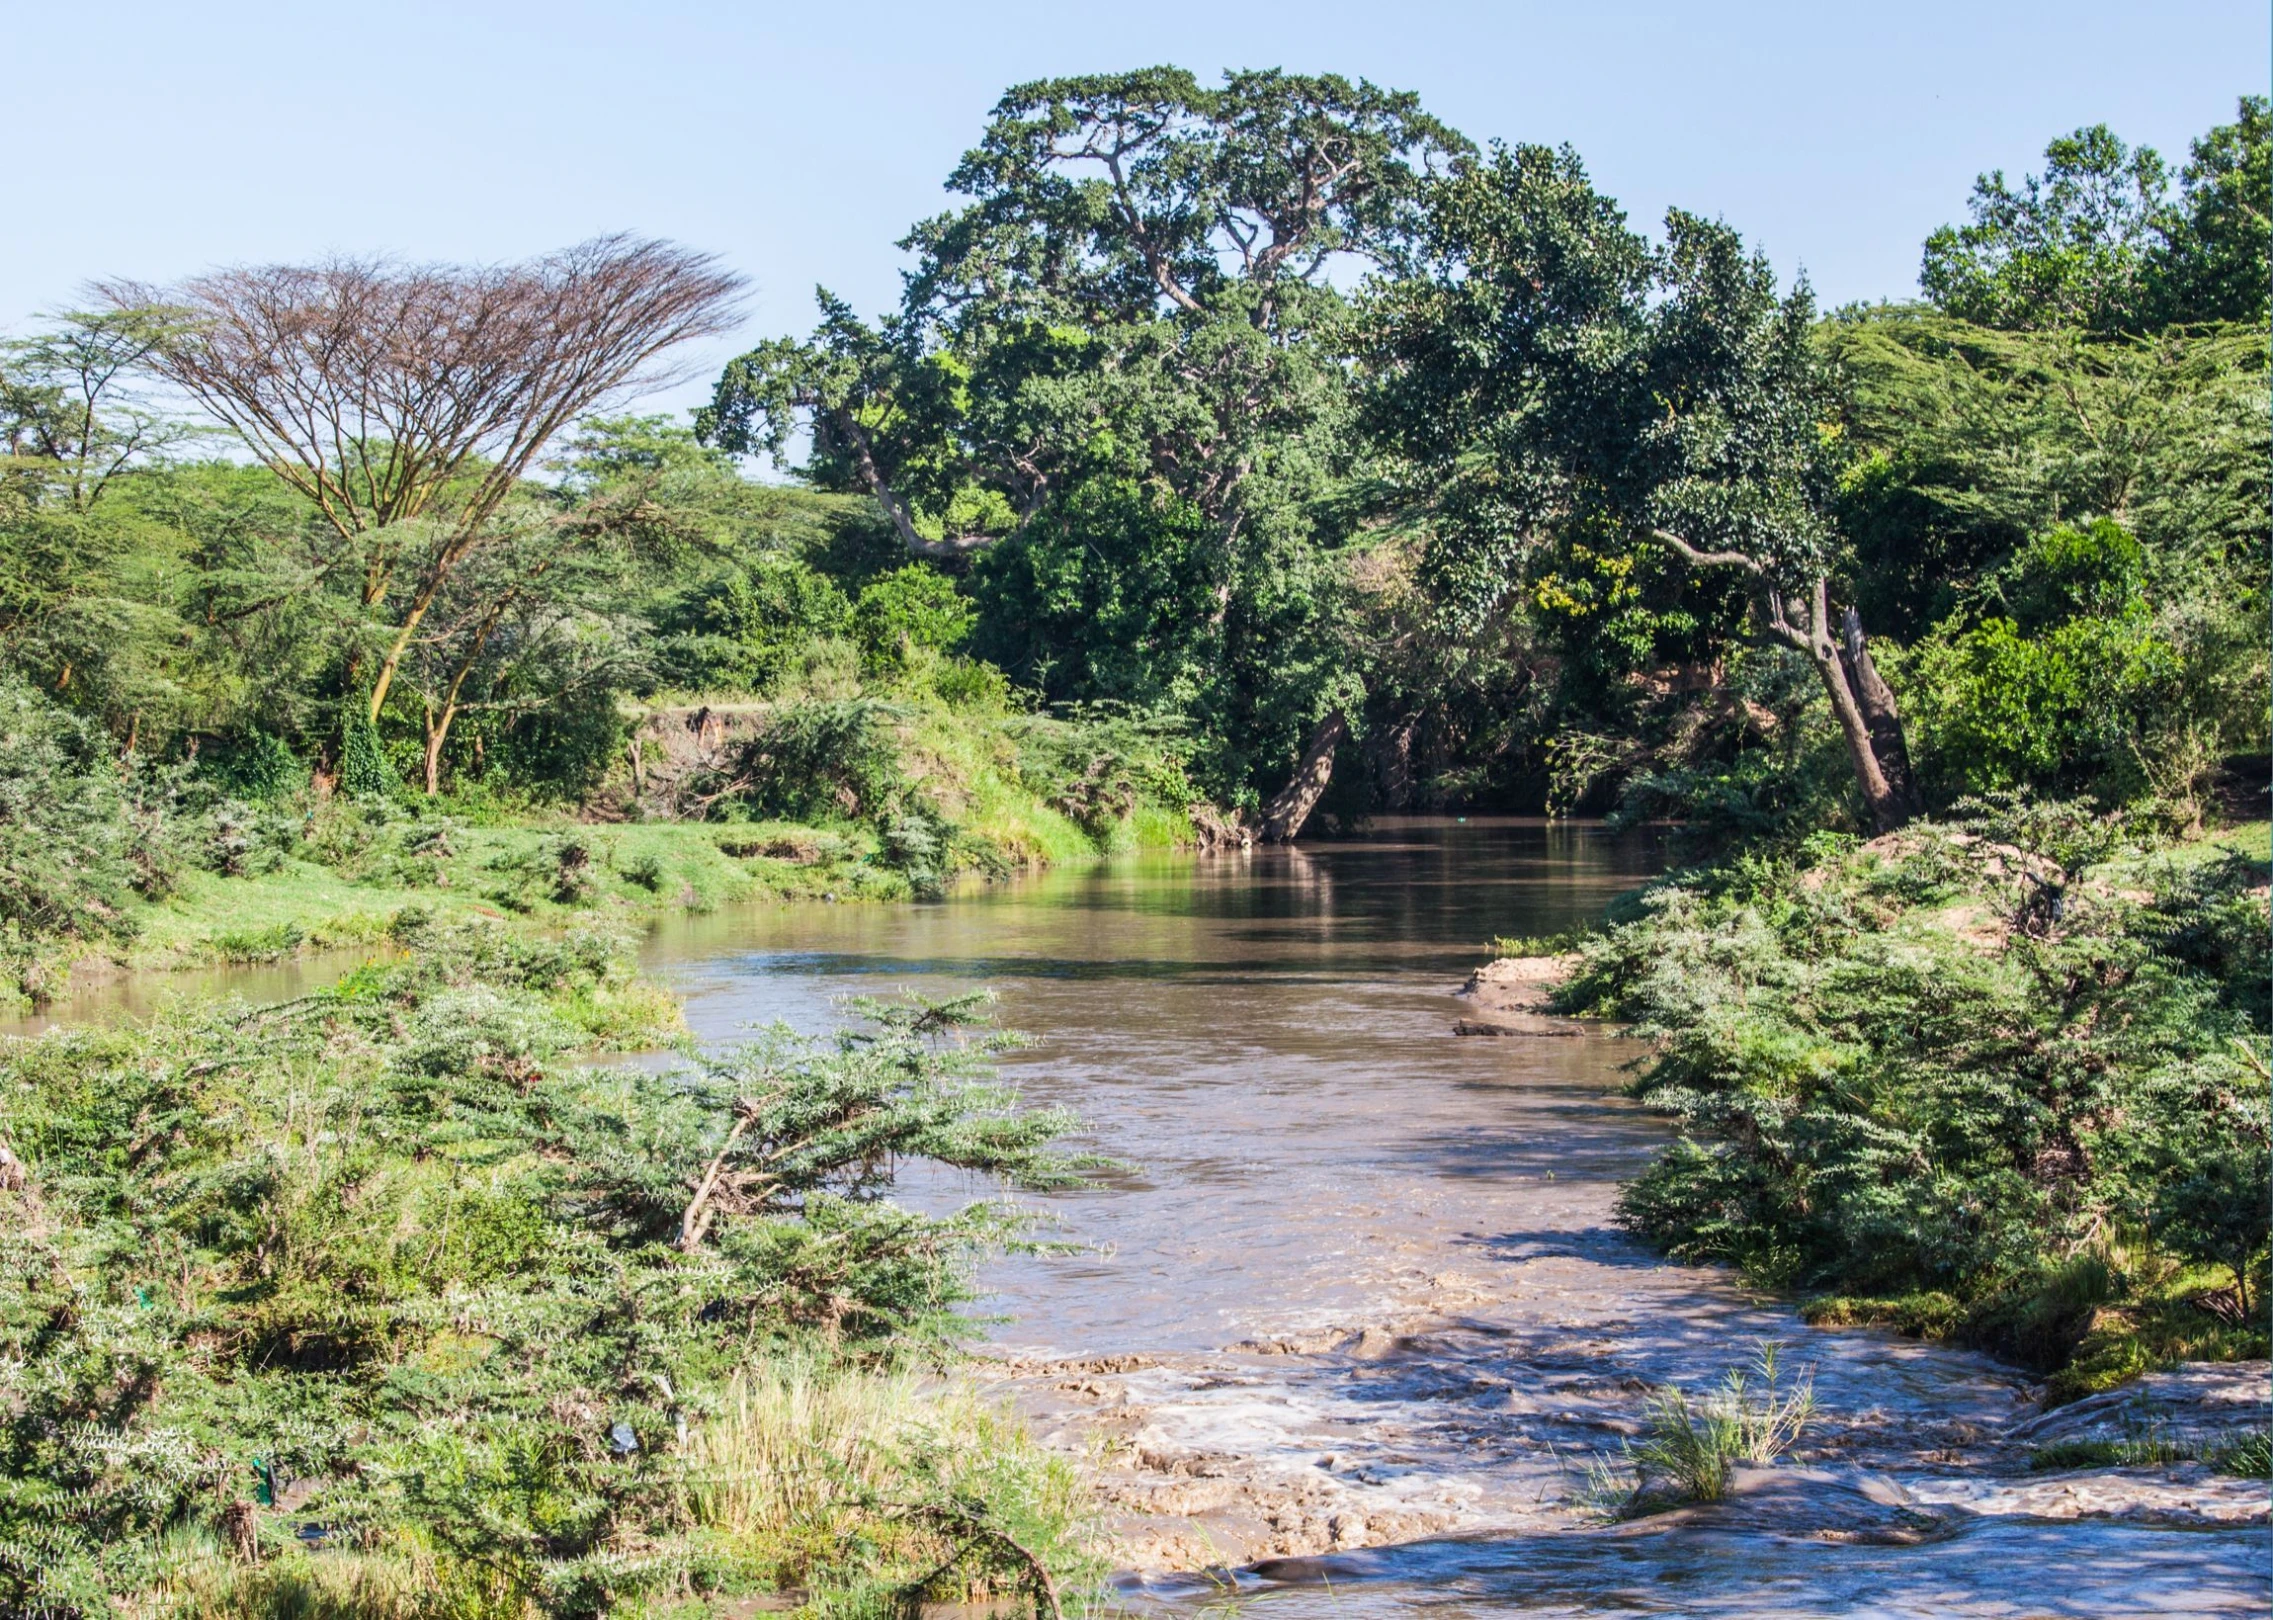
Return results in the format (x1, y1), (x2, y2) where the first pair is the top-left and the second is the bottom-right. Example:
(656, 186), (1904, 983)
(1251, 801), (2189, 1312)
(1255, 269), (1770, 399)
(1454, 954), (1590, 1036)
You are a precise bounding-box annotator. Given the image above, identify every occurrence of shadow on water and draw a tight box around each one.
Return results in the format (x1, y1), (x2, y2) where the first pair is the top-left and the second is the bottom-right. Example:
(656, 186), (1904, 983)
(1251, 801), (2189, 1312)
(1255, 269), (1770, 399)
(1122, 1517), (2269, 1618)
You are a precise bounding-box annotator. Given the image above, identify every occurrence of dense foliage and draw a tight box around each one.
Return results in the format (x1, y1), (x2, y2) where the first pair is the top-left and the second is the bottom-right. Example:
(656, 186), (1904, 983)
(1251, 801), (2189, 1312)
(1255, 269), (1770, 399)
(1562, 807), (2269, 1393)
(0, 63), (2261, 1541)
(0, 87), (2261, 850)
(0, 920), (1098, 1615)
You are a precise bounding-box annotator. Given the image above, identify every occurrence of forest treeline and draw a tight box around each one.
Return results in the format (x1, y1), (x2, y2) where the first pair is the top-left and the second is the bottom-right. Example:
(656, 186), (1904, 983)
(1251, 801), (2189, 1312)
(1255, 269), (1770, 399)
(4, 80), (2264, 862)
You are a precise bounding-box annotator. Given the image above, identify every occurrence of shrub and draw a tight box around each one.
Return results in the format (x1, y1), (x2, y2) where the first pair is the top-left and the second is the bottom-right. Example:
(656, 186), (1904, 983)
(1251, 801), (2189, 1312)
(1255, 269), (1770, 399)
(0, 679), (187, 997)
(1571, 803), (2272, 1374)
(0, 941), (1091, 1615)
(338, 704), (393, 798)
(620, 850), (666, 891)
(485, 833), (601, 911)
(726, 699), (907, 823)
(1906, 520), (2252, 809)
(204, 727), (310, 803)
(852, 567), (974, 673)
(483, 683), (629, 803)
(652, 554), (854, 694)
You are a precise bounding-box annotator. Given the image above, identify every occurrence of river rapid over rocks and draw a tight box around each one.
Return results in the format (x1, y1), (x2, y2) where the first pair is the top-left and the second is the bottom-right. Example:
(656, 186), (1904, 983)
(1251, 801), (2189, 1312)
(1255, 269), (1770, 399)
(645, 818), (2267, 1619)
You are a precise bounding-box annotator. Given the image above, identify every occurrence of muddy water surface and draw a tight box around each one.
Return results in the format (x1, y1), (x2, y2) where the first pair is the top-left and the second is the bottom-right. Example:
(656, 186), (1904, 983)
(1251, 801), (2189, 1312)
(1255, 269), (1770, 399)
(645, 818), (2269, 1618)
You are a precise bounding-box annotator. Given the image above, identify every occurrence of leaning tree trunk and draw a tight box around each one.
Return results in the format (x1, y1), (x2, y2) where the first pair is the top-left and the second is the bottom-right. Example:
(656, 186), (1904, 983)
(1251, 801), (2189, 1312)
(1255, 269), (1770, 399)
(1837, 607), (1921, 821)
(1653, 531), (1923, 836)
(1260, 712), (1349, 843)
(1774, 581), (1920, 835)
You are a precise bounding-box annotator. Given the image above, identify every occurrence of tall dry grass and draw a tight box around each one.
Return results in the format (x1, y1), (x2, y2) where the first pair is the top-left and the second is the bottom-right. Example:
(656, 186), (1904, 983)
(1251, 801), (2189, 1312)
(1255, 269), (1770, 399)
(682, 1353), (1099, 1607)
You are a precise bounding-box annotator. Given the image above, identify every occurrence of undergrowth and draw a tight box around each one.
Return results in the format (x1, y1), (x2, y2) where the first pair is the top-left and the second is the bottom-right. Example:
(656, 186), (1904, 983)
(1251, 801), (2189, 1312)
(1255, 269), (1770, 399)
(1577, 1343), (1818, 1516)
(1558, 802), (2271, 1402)
(0, 919), (1104, 1617)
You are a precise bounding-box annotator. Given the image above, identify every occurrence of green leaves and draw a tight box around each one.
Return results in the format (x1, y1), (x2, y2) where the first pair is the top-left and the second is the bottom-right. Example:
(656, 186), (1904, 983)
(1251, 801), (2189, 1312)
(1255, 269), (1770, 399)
(1587, 816), (2270, 1328)
(1922, 122), (2171, 332)
(1919, 98), (2271, 333)
(0, 927), (1086, 1612)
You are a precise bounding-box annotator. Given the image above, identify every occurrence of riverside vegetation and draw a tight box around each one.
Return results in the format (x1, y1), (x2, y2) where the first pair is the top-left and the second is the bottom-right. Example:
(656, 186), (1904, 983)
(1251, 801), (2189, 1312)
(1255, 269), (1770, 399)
(1, 916), (1104, 1615)
(0, 64), (2265, 1612)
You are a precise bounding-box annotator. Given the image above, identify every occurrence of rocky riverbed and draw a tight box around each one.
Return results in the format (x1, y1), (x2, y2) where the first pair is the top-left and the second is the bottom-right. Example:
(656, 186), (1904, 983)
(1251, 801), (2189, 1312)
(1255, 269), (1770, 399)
(646, 827), (2269, 1616)
(978, 962), (2268, 1593)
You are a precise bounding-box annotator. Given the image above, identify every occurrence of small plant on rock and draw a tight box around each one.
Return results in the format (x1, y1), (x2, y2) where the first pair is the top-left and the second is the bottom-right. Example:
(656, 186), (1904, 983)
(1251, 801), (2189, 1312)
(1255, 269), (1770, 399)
(1579, 1343), (1817, 1516)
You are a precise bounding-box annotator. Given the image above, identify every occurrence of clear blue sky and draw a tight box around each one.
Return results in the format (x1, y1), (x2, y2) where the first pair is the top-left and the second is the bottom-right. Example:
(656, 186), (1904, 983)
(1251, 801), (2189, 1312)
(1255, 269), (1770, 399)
(12, 1), (2267, 415)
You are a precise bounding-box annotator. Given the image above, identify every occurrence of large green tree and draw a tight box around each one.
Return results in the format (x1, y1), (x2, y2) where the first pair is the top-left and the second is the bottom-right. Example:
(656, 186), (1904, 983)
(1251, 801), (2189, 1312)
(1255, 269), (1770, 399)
(1364, 145), (1924, 832)
(703, 67), (1469, 815)
(1920, 97), (2270, 332)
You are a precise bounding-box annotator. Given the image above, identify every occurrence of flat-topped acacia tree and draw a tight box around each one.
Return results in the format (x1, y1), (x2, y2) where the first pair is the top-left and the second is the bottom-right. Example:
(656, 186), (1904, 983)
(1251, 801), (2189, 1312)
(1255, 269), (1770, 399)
(103, 236), (744, 737)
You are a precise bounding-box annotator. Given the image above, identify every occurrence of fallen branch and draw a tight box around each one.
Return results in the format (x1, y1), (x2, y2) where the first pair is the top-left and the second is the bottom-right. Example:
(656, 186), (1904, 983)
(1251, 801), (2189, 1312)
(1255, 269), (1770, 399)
(887, 1499), (1064, 1620)
(677, 1086), (775, 1250)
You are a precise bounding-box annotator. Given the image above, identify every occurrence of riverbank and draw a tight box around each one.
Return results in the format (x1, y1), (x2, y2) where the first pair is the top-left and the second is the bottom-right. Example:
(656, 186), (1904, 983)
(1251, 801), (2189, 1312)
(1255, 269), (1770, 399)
(11, 818), (2265, 1616)
(1535, 810), (2270, 1412)
(624, 819), (2264, 1615)
(31, 795), (1208, 1013)
(986, 951), (2269, 1588)
(3, 681), (1218, 1015)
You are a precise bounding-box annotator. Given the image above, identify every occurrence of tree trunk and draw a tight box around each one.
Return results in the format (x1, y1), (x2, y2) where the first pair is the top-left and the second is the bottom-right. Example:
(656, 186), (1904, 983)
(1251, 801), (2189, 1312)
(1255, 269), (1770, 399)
(423, 711), (450, 796)
(1776, 582), (1916, 835)
(1655, 531), (1923, 836)
(1838, 607), (1922, 822)
(1373, 710), (1419, 811)
(1260, 712), (1349, 842)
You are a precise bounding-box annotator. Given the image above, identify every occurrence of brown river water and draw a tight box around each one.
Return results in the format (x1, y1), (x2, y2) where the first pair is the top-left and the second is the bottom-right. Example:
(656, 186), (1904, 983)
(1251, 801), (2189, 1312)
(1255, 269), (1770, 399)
(640, 818), (2268, 1619)
(28, 818), (2267, 1615)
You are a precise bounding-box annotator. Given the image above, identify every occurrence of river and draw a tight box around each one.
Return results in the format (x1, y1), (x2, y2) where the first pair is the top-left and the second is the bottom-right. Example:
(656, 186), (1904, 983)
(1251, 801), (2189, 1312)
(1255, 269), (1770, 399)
(640, 817), (2268, 1618)
(26, 817), (2264, 1615)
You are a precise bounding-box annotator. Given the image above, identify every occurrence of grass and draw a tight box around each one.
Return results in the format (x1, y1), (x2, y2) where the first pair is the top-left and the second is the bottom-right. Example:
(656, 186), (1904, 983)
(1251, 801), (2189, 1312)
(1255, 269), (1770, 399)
(683, 1354), (1101, 1608)
(2030, 1425), (2273, 1477)
(131, 1355), (1103, 1620)
(1577, 1343), (1817, 1517)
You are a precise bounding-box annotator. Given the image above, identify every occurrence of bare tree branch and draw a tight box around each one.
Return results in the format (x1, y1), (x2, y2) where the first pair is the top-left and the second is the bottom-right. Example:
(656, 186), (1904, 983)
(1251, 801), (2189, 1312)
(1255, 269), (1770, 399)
(1652, 528), (1768, 576)
(103, 237), (746, 720)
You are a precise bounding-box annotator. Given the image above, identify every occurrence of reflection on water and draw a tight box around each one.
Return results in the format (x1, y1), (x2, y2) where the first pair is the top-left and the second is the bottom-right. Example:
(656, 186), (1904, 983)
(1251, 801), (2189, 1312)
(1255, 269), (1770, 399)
(643, 819), (1668, 1355)
(1, 947), (378, 1037)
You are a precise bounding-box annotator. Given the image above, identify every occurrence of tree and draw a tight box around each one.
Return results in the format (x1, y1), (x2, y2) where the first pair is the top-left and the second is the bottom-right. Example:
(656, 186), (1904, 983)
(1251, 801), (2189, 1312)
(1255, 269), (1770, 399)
(0, 312), (208, 740)
(396, 490), (670, 794)
(0, 308), (190, 512)
(1920, 124), (2168, 331)
(1919, 100), (2272, 332)
(105, 237), (743, 726)
(1364, 145), (1923, 832)
(704, 68), (1467, 815)
(2149, 95), (2272, 326)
